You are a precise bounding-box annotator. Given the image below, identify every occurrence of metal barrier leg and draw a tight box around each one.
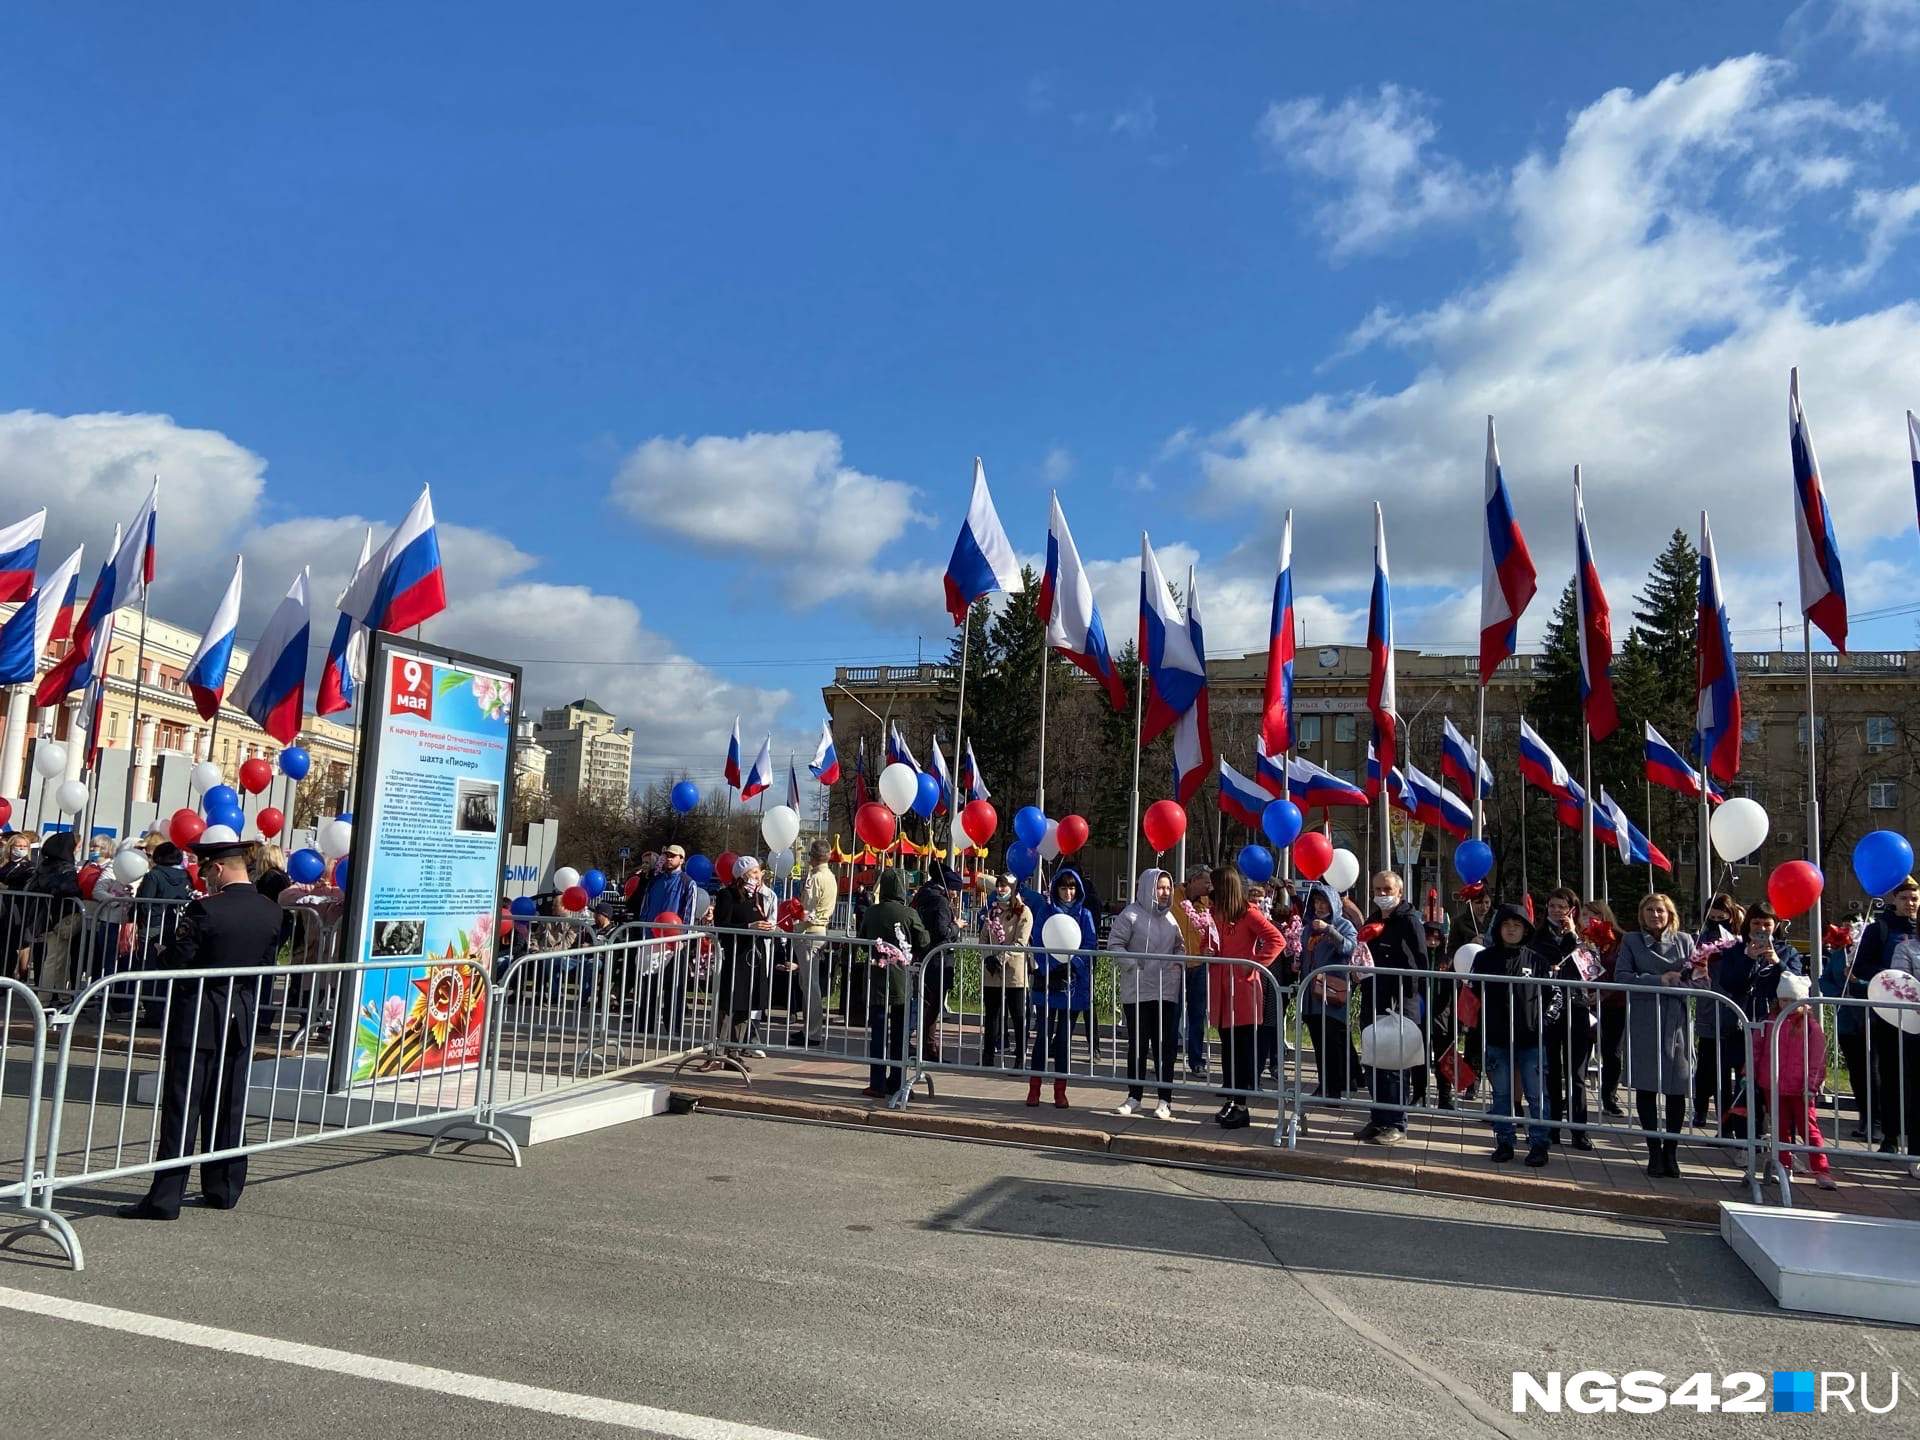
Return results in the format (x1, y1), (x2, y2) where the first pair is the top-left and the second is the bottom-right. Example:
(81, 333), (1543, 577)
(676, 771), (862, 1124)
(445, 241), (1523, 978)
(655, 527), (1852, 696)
(424, 1116), (524, 1166)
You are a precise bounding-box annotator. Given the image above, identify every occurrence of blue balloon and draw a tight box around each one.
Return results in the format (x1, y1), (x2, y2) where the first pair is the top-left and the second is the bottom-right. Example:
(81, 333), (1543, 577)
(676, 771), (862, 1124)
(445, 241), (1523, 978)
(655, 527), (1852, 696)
(1237, 844), (1276, 885)
(912, 772), (941, 819)
(1853, 830), (1915, 898)
(287, 848), (326, 884)
(277, 745), (311, 780)
(203, 785), (239, 814)
(671, 780), (700, 814)
(581, 869), (607, 898)
(1261, 799), (1303, 848)
(1453, 839), (1495, 886)
(206, 805), (245, 832)
(1013, 806), (1048, 848)
(336, 812), (353, 824)
(333, 857), (350, 891)
(509, 895), (538, 917)
(685, 854), (714, 885)
(1005, 841), (1038, 880)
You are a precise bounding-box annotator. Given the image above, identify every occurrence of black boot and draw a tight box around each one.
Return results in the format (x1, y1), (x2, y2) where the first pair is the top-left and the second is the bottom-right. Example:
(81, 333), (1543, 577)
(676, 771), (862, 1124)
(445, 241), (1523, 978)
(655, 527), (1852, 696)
(1645, 1138), (1664, 1177)
(1662, 1139), (1681, 1178)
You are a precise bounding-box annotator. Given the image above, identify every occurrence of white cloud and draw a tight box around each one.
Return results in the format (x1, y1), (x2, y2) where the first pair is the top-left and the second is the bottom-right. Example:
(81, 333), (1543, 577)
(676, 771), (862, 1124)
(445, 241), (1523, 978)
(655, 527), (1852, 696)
(1111, 97), (1157, 140)
(1256, 83), (1489, 257)
(1831, 182), (1920, 289)
(1796, 0), (1920, 54)
(1042, 446), (1074, 485)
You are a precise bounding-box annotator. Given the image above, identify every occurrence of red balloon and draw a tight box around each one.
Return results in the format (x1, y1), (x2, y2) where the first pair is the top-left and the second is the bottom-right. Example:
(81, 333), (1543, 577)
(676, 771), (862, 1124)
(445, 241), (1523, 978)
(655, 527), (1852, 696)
(238, 757), (273, 795)
(651, 910), (683, 938)
(1142, 799), (1186, 854)
(169, 808), (207, 849)
(256, 806), (285, 839)
(1057, 814), (1090, 856)
(961, 798), (998, 847)
(0, 797), (12, 827)
(855, 802), (897, 849)
(1767, 859), (1824, 920)
(561, 884), (590, 912)
(623, 874), (642, 899)
(715, 851), (738, 886)
(1293, 832), (1334, 881)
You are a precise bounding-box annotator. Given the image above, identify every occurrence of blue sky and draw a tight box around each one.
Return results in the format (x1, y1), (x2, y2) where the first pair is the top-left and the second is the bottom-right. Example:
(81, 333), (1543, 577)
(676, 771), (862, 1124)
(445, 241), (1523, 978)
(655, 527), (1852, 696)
(4, 2), (1920, 785)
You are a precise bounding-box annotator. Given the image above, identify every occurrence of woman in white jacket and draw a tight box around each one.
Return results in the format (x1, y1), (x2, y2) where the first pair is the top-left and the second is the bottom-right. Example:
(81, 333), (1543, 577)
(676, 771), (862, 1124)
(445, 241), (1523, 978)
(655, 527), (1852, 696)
(1109, 868), (1186, 1119)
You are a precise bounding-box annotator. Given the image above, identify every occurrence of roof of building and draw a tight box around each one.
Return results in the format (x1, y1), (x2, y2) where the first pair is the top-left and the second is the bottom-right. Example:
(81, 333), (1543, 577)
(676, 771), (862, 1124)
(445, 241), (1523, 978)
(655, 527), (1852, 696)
(565, 698), (612, 716)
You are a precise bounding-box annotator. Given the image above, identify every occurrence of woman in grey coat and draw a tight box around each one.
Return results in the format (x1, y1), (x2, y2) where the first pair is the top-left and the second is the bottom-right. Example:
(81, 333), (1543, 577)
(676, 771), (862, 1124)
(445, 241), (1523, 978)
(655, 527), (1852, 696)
(1615, 892), (1703, 1178)
(1109, 868), (1187, 1118)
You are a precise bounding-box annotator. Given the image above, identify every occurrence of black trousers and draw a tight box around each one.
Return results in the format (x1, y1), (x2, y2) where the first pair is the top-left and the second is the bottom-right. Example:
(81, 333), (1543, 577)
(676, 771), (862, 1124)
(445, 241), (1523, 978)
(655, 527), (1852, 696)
(1545, 1016), (1596, 1131)
(980, 987), (1028, 1068)
(1838, 1026), (1874, 1133)
(1692, 1033), (1741, 1127)
(1870, 1015), (1920, 1156)
(1219, 1023), (1258, 1098)
(1636, 1089), (1686, 1140)
(1123, 1000), (1178, 1103)
(143, 1038), (250, 1216)
(1304, 1007), (1355, 1097)
(1597, 1006), (1629, 1105)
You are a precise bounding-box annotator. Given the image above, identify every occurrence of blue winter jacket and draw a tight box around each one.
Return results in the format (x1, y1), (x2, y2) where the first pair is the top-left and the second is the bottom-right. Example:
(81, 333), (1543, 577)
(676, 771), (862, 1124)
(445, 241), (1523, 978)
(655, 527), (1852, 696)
(1022, 867), (1095, 1011)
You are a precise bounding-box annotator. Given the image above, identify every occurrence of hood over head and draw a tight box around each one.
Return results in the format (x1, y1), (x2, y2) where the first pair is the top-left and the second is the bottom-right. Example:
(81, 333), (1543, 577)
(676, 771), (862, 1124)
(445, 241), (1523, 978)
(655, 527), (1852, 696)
(1488, 902), (1536, 950)
(877, 869), (908, 904)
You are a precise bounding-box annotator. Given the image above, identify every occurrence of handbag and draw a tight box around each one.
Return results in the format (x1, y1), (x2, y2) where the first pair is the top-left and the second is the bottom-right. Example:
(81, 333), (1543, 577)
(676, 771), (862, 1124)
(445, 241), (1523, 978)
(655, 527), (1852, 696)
(1358, 1011), (1426, 1070)
(1434, 1044), (1478, 1093)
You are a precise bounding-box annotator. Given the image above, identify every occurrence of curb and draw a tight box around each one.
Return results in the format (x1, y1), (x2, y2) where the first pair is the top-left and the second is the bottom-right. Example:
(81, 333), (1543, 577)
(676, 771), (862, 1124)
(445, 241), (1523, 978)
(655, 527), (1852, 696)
(674, 1086), (1725, 1225)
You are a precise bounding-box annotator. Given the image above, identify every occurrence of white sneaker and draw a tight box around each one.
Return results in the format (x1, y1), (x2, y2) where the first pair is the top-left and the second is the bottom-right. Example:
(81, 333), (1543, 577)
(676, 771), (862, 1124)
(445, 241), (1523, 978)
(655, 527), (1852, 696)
(1909, 1162), (1920, 1181)
(1116, 1098), (1137, 1116)
(1154, 1102), (1173, 1121)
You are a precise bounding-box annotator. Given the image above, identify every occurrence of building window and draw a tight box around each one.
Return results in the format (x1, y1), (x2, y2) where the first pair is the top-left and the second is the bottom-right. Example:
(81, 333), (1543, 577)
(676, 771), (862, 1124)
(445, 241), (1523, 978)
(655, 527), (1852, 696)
(1741, 716), (1761, 743)
(1867, 716), (1897, 751)
(1333, 715), (1357, 743)
(1298, 716), (1322, 747)
(1796, 715), (1826, 748)
(1870, 781), (1900, 811)
(1334, 768), (1358, 786)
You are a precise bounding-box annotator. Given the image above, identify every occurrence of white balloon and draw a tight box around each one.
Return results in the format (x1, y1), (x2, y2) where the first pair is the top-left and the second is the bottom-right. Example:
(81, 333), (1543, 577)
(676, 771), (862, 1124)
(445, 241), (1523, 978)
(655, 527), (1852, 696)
(1452, 942), (1484, 975)
(1041, 912), (1083, 958)
(1038, 818), (1062, 861)
(33, 743), (67, 778)
(767, 848), (795, 877)
(319, 819), (353, 860)
(878, 762), (919, 816)
(112, 849), (150, 884)
(198, 824), (239, 845)
(1868, 970), (1920, 1034)
(1324, 848), (1362, 894)
(949, 816), (972, 855)
(551, 865), (581, 892)
(1708, 796), (1769, 862)
(54, 780), (88, 813)
(761, 804), (801, 852)
(189, 761), (223, 794)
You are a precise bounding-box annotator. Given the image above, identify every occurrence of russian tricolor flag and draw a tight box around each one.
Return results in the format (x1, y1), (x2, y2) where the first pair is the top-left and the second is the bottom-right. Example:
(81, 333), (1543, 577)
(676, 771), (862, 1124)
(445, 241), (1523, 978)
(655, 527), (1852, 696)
(1572, 467), (1618, 741)
(0, 544), (83, 687)
(786, 759), (802, 812)
(1908, 410), (1919, 540)
(0, 509), (45, 605)
(809, 720), (840, 785)
(1518, 718), (1573, 798)
(1440, 717), (1493, 799)
(1789, 369), (1848, 653)
(1255, 738), (1288, 798)
(318, 527), (374, 716)
(1596, 788), (1634, 862)
(1288, 754), (1370, 810)
(1140, 534), (1205, 744)
(1406, 766), (1471, 839)
(1366, 742), (1410, 812)
(1694, 511), (1742, 783)
(887, 721), (920, 774)
(33, 537), (116, 706)
(1554, 776), (1588, 832)
(1040, 493), (1127, 711)
(1366, 504), (1397, 776)
(343, 486), (447, 635)
(1170, 563), (1214, 806)
(1479, 418), (1537, 686)
(854, 737), (870, 808)
(182, 556), (243, 721)
(942, 458), (1023, 625)
(1261, 511), (1295, 755)
(76, 613), (116, 771)
(1645, 720), (1702, 797)
(725, 718), (744, 791)
(1218, 758), (1271, 829)
(108, 480), (158, 613)
(929, 734), (954, 814)
(231, 569), (310, 745)
(962, 739), (990, 802)
(741, 735), (774, 801)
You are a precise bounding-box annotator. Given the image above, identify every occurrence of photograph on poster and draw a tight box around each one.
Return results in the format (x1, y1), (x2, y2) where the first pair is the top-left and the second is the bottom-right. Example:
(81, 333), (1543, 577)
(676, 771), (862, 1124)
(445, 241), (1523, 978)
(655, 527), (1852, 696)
(454, 779), (500, 835)
(371, 919), (425, 958)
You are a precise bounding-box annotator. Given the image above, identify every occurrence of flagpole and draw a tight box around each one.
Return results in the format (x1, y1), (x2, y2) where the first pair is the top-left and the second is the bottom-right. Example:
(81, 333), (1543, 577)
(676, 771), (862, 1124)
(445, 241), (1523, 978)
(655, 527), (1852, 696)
(119, 590), (152, 838)
(1518, 760), (1530, 897)
(953, 604), (972, 858)
(1581, 722), (1595, 899)
(1803, 623), (1823, 970)
(1645, 776), (1655, 893)
(1472, 684), (1486, 841)
(1126, 642), (1144, 894)
(1035, 644), (1048, 813)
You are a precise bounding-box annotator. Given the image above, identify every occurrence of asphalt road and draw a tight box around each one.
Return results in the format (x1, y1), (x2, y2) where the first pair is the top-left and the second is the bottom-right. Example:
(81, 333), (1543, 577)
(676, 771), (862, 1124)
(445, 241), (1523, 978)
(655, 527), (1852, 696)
(0, 1110), (1912, 1439)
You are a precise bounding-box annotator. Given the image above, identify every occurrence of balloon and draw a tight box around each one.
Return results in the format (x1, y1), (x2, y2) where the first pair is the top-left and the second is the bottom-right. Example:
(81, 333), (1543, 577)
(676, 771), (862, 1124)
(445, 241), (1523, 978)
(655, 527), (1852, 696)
(1261, 799), (1303, 848)
(207, 805), (245, 834)
(33, 743), (67, 778)
(878, 762), (919, 816)
(333, 857), (351, 891)
(337, 812), (353, 824)
(560, 884), (589, 912)
(54, 780), (87, 813)
(761, 804), (801, 852)
(238, 757), (273, 794)
(1038, 818), (1062, 862)
(1852, 830), (1915, 898)
(1708, 797), (1769, 862)
(1237, 844), (1275, 884)
(1867, 969), (1920, 1034)
(1324, 848), (1362, 894)
(1767, 860), (1824, 920)
(854, 802), (897, 849)
(961, 799), (998, 847)
(911, 772), (941, 819)
(112, 848), (150, 884)
(255, 806), (285, 839)
(1013, 806), (1048, 848)
(552, 865), (581, 892)
(1142, 800), (1186, 853)
(197, 824), (239, 846)
(1056, 814), (1090, 856)
(277, 745), (311, 780)
(1293, 832), (1333, 881)
(1004, 841), (1038, 880)
(671, 780), (700, 814)
(581, 869), (608, 898)
(651, 911), (684, 939)
(203, 784), (240, 815)
(0, 797), (10, 827)
(685, 854), (714, 886)
(1041, 912), (1083, 958)
(318, 819), (353, 860)
(509, 895), (538, 917)
(714, 853), (738, 888)
(767, 848), (795, 876)
(1453, 839), (1494, 886)
(288, 848), (326, 884)
(1452, 942), (1484, 975)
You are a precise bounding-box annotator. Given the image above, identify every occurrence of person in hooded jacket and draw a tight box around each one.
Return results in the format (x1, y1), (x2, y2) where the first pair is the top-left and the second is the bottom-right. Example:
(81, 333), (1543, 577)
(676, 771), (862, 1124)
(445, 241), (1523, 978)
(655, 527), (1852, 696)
(1474, 903), (1553, 1165)
(1354, 870), (1428, 1145)
(979, 875), (1031, 1068)
(1208, 865), (1285, 1130)
(1108, 867), (1185, 1118)
(1023, 866), (1095, 1109)
(1531, 887), (1596, 1151)
(912, 868), (962, 1061)
(855, 869), (931, 1098)
(1296, 880), (1358, 1102)
(15, 831), (81, 986)
(1853, 875), (1920, 1173)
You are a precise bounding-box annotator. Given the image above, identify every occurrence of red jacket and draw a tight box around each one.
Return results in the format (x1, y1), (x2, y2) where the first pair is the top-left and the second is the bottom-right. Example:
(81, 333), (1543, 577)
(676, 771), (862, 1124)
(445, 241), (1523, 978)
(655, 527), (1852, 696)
(1209, 908), (1285, 1028)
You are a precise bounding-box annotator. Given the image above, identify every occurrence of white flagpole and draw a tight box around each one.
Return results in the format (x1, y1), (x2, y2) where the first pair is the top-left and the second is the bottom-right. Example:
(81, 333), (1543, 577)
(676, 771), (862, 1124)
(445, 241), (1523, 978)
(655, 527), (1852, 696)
(1035, 643), (1048, 812)
(1581, 721), (1595, 900)
(1803, 623), (1823, 968)
(1472, 685), (1486, 841)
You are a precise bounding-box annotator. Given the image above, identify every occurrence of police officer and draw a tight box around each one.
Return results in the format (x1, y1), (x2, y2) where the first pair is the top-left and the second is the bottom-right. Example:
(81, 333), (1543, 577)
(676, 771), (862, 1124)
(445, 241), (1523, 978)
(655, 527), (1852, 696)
(121, 837), (285, 1221)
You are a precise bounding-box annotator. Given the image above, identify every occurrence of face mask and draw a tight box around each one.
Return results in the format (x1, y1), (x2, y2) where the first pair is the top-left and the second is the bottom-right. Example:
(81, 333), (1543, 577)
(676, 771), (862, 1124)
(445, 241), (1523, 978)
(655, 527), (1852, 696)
(1372, 893), (1397, 911)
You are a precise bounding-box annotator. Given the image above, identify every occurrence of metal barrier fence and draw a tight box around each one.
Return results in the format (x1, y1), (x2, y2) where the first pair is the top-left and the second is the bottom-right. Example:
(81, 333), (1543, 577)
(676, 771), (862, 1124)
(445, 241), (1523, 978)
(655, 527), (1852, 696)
(1287, 964), (1766, 1200)
(3, 891), (87, 998)
(1767, 992), (1920, 1207)
(0, 978), (82, 1265)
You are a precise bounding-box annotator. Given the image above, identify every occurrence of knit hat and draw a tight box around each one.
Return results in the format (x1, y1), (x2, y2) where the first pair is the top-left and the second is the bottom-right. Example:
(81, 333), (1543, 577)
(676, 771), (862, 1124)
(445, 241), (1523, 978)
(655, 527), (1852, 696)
(1777, 971), (1813, 1002)
(732, 855), (759, 881)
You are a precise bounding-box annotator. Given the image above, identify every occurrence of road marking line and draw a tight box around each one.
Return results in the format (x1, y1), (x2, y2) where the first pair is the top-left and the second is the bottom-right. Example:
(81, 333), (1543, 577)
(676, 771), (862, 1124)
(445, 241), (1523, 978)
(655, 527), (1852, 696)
(0, 1284), (826, 1440)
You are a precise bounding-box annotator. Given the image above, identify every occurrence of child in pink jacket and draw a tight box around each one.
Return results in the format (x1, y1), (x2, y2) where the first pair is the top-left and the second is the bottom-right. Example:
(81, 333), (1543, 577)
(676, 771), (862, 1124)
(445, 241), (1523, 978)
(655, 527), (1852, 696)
(1752, 972), (1837, 1190)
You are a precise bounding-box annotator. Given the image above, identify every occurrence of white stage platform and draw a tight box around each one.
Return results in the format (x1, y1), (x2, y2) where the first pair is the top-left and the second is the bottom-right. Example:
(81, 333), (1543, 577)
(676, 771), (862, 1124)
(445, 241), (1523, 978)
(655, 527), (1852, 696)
(1723, 1202), (1920, 1326)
